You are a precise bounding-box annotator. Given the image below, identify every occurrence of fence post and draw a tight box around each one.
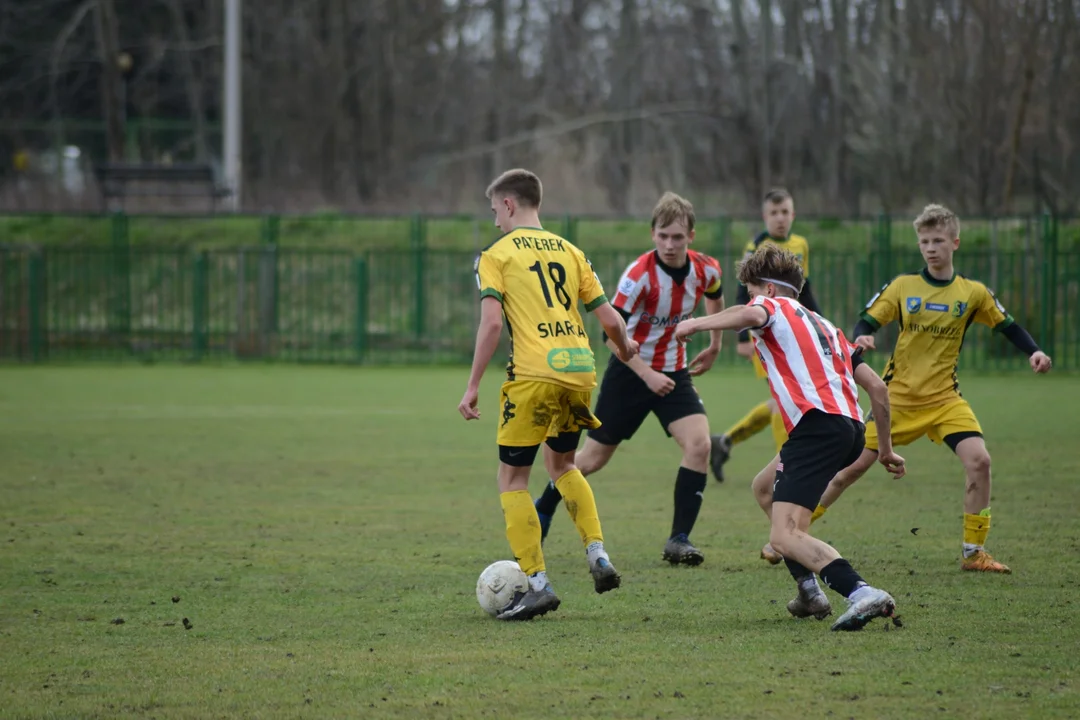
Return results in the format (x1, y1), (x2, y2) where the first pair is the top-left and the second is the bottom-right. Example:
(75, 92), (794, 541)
(261, 214), (280, 245)
(1040, 212), (1058, 357)
(192, 250), (209, 360)
(562, 214), (578, 245)
(28, 247), (45, 362)
(874, 212), (892, 284)
(111, 211), (131, 346)
(412, 214), (426, 340)
(355, 255), (369, 362)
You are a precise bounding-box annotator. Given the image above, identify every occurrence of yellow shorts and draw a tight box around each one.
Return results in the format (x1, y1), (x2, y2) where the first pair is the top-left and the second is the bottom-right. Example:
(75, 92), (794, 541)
(497, 380), (601, 447)
(751, 351), (768, 379)
(865, 398), (983, 451)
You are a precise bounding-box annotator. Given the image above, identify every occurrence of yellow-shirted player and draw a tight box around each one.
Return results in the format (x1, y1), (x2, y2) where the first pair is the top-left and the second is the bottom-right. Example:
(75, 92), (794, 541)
(810, 204), (1052, 573)
(458, 168), (639, 621)
(710, 189), (821, 488)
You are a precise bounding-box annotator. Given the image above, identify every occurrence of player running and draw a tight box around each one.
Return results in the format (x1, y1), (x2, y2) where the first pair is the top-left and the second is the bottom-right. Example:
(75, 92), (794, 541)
(676, 244), (902, 631)
(532, 192), (725, 565)
(810, 204), (1053, 573)
(459, 169), (639, 621)
(710, 189), (822, 489)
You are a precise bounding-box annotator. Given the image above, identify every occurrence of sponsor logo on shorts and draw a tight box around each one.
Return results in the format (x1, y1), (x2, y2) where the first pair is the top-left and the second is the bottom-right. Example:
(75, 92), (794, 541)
(906, 297), (922, 313)
(501, 393), (517, 427)
(925, 302), (949, 312)
(547, 347), (595, 373)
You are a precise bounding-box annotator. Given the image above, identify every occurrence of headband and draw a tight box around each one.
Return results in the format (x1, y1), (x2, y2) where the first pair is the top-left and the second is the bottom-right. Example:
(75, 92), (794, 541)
(760, 277), (800, 293)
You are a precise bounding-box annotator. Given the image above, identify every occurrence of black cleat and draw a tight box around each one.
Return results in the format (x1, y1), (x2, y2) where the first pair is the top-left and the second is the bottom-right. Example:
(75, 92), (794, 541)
(710, 434), (732, 483)
(590, 557), (622, 594)
(495, 585), (561, 621)
(663, 534), (705, 566)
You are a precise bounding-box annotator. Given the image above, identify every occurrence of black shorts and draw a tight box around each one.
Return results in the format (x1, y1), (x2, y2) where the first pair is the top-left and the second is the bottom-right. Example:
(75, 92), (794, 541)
(587, 357), (706, 445)
(773, 410), (865, 511)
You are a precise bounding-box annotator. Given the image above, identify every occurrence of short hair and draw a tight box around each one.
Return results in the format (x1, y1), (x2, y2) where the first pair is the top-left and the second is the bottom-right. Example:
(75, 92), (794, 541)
(485, 169), (542, 208)
(651, 191), (695, 231)
(763, 188), (793, 206)
(913, 203), (960, 238)
(737, 244), (805, 296)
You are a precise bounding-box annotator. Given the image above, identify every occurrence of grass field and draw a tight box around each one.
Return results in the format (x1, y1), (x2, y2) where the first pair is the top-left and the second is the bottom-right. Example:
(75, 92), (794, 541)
(2, 366), (1079, 719)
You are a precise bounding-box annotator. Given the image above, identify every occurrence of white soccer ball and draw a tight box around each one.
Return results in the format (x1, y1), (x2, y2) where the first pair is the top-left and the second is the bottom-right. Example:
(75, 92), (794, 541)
(476, 560), (528, 616)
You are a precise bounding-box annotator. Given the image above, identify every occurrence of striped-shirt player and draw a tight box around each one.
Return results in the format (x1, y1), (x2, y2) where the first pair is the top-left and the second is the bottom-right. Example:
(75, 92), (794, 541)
(674, 243), (906, 632)
(532, 192), (726, 568)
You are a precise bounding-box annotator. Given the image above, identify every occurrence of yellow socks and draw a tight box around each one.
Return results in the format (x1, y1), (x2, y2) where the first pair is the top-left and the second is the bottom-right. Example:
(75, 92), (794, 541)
(963, 508), (991, 556)
(770, 411), (789, 452)
(810, 504), (828, 524)
(554, 469), (604, 547)
(725, 402), (773, 445)
(500, 490), (545, 576)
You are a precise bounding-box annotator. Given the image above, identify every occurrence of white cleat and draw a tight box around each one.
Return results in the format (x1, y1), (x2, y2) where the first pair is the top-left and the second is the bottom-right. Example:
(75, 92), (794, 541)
(830, 586), (896, 631)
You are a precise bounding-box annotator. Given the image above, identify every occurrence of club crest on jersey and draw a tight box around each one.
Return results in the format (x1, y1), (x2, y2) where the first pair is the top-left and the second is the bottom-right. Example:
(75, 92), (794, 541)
(906, 297), (922, 313)
(618, 277), (636, 295)
(952, 301), (968, 318)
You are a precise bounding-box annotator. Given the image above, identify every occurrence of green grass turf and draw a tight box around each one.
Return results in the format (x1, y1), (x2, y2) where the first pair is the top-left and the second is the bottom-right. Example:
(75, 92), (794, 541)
(1, 366), (1078, 719)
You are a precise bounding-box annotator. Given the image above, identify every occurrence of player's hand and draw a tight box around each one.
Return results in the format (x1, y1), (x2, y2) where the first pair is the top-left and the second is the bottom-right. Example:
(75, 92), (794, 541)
(688, 345), (720, 377)
(854, 335), (876, 351)
(674, 319), (697, 344)
(613, 338), (635, 360)
(458, 387), (481, 420)
(1030, 351), (1052, 373)
(644, 370), (676, 397)
(878, 450), (906, 479)
(736, 341), (754, 358)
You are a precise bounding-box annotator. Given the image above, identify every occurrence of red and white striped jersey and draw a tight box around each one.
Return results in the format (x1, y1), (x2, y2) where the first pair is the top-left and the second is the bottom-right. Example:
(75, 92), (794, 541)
(749, 295), (863, 432)
(612, 250), (723, 372)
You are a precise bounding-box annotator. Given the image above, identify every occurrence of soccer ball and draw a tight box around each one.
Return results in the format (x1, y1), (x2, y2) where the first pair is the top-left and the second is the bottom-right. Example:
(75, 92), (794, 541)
(476, 560), (528, 616)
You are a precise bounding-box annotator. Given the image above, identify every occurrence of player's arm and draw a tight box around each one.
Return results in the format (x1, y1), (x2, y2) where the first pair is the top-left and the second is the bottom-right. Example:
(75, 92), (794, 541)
(459, 253), (505, 420)
(689, 265), (725, 376)
(851, 279), (901, 351)
(975, 286), (1052, 373)
(850, 350), (905, 478)
(594, 302), (637, 363)
(578, 252), (638, 363)
(675, 303), (768, 341)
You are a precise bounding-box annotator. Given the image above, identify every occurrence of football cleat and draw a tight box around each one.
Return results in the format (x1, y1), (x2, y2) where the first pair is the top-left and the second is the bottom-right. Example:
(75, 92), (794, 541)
(589, 557), (621, 594)
(495, 584), (561, 621)
(709, 434), (732, 483)
(760, 542), (783, 565)
(787, 587), (832, 620)
(961, 550), (1011, 574)
(663, 534), (705, 566)
(831, 586), (895, 631)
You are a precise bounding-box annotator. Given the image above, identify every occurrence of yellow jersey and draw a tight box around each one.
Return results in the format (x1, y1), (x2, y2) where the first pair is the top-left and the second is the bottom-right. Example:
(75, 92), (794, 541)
(860, 269), (1013, 409)
(742, 232), (811, 278)
(475, 227), (608, 390)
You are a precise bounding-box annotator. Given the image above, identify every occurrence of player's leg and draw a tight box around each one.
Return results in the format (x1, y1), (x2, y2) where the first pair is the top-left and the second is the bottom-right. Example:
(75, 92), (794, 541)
(709, 401), (771, 482)
(664, 412), (711, 565)
(533, 363), (649, 541)
(709, 354), (772, 483)
(933, 400), (1009, 573)
(493, 382), (561, 621)
(542, 387), (622, 593)
(770, 412), (896, 631)
(750, 454), (784, 565)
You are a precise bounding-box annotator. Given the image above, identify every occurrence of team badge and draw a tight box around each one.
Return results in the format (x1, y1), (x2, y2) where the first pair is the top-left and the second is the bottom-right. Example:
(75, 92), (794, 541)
(952, 301), (968, 318)
(906, 297), (922, 313)
(618, 277), (636, 295)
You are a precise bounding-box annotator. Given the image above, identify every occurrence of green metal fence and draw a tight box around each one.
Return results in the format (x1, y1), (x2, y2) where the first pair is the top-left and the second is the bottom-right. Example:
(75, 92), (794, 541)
(0, 213), (1077, 369)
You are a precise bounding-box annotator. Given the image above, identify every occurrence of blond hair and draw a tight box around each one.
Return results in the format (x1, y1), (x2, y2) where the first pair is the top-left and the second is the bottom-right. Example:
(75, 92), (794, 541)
(651, 191), (695, 231)
(737, 244), (805, 296)
(914, 203), (960, 238)
(485, 169), (543, 208)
